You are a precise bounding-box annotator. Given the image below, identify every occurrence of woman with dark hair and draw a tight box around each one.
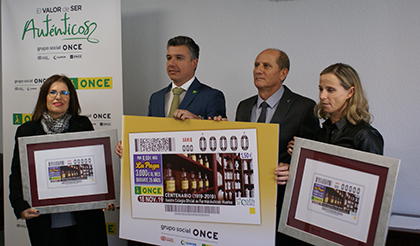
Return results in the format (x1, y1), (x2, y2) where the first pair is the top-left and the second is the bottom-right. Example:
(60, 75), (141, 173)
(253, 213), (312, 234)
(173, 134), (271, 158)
(288, 63), (383, 155)
(9, 75), (108, 246)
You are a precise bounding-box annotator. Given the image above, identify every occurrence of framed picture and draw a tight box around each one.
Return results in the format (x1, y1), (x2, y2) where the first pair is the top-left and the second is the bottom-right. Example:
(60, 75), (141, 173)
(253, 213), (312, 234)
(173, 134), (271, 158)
(18, 129), (120, 214)
(278, 137), (400, 246)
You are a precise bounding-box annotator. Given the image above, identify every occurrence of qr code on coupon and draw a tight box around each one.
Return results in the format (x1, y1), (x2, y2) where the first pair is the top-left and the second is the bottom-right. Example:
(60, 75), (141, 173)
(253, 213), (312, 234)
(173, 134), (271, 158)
(135, 138), (175, 152)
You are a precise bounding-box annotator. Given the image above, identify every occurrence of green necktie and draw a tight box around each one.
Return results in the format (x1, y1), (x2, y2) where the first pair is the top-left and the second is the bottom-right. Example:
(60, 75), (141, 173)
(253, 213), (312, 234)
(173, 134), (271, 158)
(168, 87), (185, 117)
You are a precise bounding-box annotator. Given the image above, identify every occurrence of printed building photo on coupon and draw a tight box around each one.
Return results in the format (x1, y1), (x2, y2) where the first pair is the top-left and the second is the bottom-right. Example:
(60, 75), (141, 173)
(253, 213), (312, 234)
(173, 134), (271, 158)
(129, 129), (261, 225)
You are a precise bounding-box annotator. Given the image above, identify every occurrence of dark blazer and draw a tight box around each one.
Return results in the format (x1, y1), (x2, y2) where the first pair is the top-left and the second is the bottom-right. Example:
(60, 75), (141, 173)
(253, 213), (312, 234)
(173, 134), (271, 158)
(235, 85), (320, 246)
(9, 116), (108, 246)
(236, 85), (320, 163)
(147, 78), (227, 118)
(314, 118), (384, 155)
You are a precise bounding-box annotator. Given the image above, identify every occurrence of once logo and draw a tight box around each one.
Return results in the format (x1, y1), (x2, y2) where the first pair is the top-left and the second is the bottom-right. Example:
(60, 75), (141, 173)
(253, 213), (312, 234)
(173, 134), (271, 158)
(92, 113), (111, 119)
(135, 186), (162, 195)
(192, 228), (218, 240)
(71, 77), (112, 90)
(34, 78), (47, 84)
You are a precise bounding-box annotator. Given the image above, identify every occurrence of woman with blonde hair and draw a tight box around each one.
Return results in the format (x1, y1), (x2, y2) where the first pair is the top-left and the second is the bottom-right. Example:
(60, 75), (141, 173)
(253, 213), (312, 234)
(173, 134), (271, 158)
(288, 63), (383, 155)
(313, 63), (383, 154)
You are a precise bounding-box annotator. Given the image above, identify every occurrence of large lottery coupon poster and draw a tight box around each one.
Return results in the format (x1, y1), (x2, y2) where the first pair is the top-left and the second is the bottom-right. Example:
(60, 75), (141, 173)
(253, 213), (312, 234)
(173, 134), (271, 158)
(129, 129), (261, 225)
(119, 116), (279, 246)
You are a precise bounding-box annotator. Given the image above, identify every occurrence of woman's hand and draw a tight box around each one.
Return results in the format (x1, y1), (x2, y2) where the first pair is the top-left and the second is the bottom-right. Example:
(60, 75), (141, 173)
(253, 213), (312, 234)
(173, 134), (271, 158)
(115, 141), (123, 158)
(20, 208), (40, 220)
(274, 163), (289, 185)
(287, 138), (295, 156)
(104, 203), (119, 212)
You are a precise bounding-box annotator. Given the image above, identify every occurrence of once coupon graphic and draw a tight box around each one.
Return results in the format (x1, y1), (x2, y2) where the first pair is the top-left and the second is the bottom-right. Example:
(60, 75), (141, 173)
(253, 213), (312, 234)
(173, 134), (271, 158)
(308, 174), (363, 225)
(34, 145), (109, 200)
(129, 129), (261, 225)
(47, 155), (96, 188)
(295, 158), (379, 243)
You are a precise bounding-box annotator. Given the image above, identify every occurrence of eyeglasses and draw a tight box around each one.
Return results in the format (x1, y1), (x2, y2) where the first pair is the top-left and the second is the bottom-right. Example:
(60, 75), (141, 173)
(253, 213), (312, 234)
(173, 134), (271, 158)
(48, 90), (70, 98)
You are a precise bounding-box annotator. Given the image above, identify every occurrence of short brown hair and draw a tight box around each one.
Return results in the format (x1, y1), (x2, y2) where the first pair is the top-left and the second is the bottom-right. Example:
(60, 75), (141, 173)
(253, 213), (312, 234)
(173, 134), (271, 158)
(167, 36), (199, 61)
(276, 49), (290, 71)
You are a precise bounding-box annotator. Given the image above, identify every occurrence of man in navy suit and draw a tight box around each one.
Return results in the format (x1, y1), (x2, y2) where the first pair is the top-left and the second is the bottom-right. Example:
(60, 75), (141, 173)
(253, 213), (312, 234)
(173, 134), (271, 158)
(115, 36), (226, 157)
(122, 37), (226, 246)
(148, 36), (226, 120)
(235, 49), (320, 245)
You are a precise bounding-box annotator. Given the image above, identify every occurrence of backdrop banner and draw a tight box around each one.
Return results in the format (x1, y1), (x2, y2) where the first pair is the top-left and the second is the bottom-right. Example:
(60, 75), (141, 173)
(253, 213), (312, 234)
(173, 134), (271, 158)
(1, 1), (124, 245)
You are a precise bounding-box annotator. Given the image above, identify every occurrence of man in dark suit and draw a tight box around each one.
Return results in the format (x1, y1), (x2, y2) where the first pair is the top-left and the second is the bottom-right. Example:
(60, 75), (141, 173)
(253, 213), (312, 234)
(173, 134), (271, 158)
(125, 37), (225, 246)
(115, 36), (226, 158)
(148, 36), (226, 120)
(235, 49), (320, 245)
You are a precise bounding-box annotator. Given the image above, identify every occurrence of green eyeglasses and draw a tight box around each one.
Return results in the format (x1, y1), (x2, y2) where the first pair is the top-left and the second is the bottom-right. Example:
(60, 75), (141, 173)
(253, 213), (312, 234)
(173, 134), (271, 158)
(48, 90), (70, 98)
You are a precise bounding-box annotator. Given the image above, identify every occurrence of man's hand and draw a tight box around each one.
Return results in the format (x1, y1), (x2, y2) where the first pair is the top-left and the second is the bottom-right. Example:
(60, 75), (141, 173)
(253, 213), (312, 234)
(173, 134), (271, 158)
(115, 141), (123, 158)
(173, 109), (201, 121)
(274, 163), (289, 185)
(209, 115), (228, 121)
(20, 208), (39, 220)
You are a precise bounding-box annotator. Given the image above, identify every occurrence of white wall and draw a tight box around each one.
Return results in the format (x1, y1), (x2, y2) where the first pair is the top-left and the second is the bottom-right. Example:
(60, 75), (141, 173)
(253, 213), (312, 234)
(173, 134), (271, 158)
(120, 0), (420, 215)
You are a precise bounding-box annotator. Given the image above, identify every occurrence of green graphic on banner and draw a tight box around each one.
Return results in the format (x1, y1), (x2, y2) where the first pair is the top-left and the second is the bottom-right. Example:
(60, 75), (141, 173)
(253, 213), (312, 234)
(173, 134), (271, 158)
(13, 114), (32, 125)
(22, 13), (99, 43)
(71, 77), (113, 90)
